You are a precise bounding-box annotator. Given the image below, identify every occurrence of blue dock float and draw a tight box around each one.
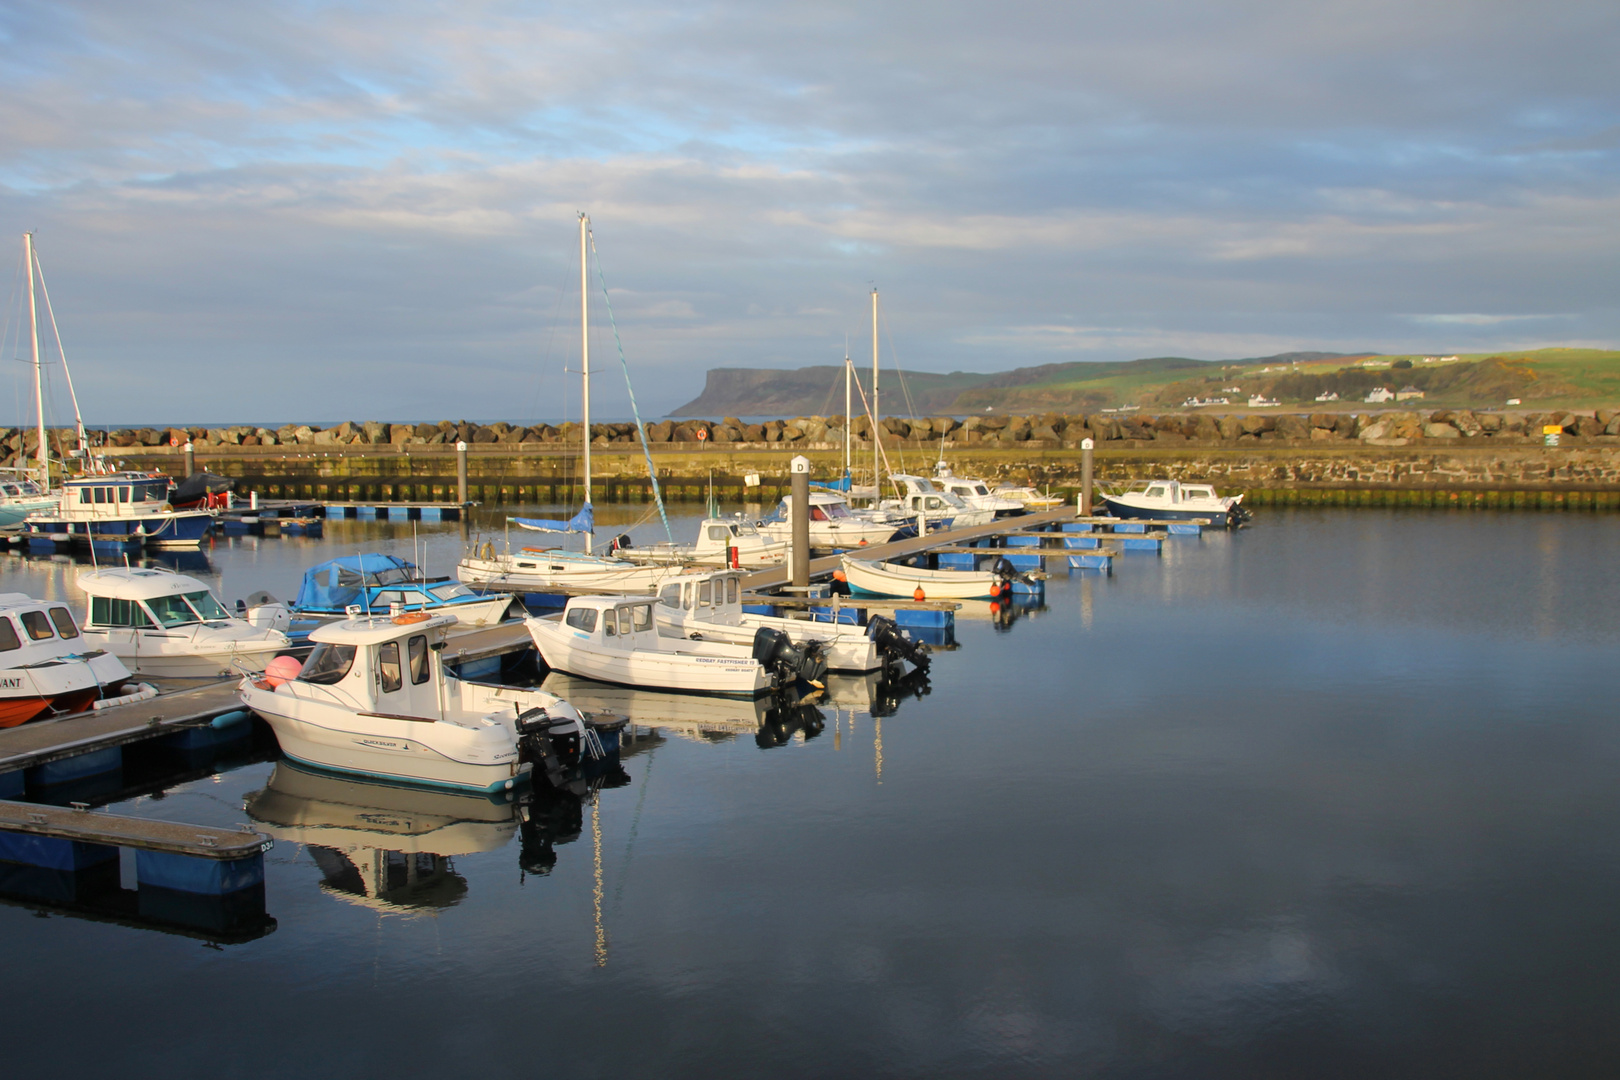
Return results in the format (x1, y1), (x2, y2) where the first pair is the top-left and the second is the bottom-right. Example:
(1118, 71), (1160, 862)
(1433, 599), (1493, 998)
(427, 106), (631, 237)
(937, 552), (977, 570)
(1119, 535), (1164, 552)
(1068, 553), (1113, 571)
(29, 745), (123, 788)
(1004, 534), (1042, 548)
(0, 770), (22, 799)
(1000, 551), (1044, 571)
(160, 709), (254, 751)
(808, 606), (861, 624)
(1110, 521), (1149, 533)
(1060, 522), (1094, 533)
(1166, 522), (1203, 535)
(1063, 535), (1102, 549)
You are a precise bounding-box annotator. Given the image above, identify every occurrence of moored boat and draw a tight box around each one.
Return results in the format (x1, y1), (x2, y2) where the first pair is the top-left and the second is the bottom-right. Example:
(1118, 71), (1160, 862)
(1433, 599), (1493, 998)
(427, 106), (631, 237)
(0, 592), (138, 726)
(239, 611), (614, 793)
(840, 554), (1027, 600)
(1100, 480), (1250, 527)
(287, 554), (521, 638)
(78, 566), (292, 678)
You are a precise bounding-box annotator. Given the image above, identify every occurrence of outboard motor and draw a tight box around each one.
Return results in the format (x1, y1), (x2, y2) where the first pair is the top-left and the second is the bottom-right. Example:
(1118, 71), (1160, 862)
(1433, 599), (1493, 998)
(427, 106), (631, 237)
(756, 693), (828, 748)
(515, 707), (584, 787)
(750, 626), (829, 688)
(240, 590), (291, 633)
(866, 614), (931, 671)
(607, 533), (634, 554)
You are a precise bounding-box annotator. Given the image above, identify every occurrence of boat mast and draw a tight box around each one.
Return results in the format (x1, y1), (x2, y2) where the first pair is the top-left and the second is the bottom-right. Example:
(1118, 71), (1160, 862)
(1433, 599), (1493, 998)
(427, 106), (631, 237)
(31, 248), (89, 466)
(843, 346), (852, 484)
(871, 288), (879, 500)
(580, 213), (592, 532)
(23, 234), (47, 491)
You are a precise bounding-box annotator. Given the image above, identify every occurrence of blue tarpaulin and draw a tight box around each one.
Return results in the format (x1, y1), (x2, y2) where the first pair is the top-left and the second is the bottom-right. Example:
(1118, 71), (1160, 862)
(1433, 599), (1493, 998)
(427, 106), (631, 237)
(513, 504), (594, 534)
(293, 554), (418, 612)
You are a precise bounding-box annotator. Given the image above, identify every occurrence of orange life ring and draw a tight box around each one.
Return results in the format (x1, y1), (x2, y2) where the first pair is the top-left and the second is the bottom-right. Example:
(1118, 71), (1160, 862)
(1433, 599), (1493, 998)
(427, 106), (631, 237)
(393, 611), (431, 625)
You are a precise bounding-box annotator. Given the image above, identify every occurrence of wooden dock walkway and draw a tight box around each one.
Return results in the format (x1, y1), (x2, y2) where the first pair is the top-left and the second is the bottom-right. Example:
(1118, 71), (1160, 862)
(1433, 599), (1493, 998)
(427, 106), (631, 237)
(0, 799), (270, 861)
(0, 680), (242, 773)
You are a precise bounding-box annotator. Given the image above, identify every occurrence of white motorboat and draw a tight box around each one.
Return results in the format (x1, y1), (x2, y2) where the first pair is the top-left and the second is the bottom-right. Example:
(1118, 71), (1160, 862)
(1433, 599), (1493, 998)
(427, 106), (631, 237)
(239, 611), (609, 794)
(0, 468), (56, 528)
(1100, 480), (1250, 528)
(0, 592), (139, 726)
(624, 516), (790, 568)
(840, 554), (1024, 600)
(758, 490), (899, 549)
(877, 473), (996, 530)
(992, 485), (1066, 510)
(654, 569), (929, 674)
(932, 461), (1026, 517)
(527, 595), (828, 697)
(78, 567), (292, 678)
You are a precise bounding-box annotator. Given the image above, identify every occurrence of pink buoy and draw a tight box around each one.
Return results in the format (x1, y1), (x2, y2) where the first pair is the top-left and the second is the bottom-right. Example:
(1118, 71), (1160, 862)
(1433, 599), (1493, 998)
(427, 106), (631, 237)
(264, 655), (303, 687)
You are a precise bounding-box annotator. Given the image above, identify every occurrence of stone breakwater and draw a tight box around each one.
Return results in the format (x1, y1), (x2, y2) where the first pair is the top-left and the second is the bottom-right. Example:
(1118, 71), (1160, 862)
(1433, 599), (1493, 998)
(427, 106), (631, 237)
(6, 408), (1620, 511)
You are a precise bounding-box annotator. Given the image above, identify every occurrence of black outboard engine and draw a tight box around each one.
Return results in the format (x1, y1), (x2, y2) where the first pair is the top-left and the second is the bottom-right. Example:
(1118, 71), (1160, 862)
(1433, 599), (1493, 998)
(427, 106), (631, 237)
(866, 614), (931, 671)
(607, 532), (634, 554)
(750, 626), (829, 687)
(515, 707), (583, 787)
(993, 556), (1020, 584)
(756, 694), (827, 748)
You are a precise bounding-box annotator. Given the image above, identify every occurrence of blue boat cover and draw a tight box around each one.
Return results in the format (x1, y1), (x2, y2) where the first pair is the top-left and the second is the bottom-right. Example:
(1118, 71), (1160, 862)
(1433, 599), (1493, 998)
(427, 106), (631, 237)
(293, 553), (418, 612)
(513, 504), (594, 534)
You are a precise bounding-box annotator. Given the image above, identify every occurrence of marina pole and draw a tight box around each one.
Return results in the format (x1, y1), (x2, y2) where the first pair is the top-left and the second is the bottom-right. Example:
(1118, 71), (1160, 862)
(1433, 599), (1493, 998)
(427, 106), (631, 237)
(183, 440), (195, 478)
(1080, 438), (1094, 515)
(580, 213), (592, 515)
(456, 440), (469, 505)
(24, 234), (47, 489)
(871, 289), (879, 500)
(790, 454), (810, 588)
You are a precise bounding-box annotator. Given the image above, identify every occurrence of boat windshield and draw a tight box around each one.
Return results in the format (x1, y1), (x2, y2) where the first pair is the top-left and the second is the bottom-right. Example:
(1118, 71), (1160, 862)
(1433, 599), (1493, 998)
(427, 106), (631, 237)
(184, 590), (231, 620)
(300, 643), (357, 684)
(820, 501), (854, 519)
(145, 591), (230, 626)
(430, 584), (475, 601)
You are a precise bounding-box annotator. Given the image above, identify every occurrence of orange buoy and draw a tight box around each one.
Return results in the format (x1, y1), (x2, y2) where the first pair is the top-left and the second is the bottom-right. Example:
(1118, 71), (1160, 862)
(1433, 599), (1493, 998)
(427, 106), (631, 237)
(913, 586), (926, 601)
(392, 611), (432, 625)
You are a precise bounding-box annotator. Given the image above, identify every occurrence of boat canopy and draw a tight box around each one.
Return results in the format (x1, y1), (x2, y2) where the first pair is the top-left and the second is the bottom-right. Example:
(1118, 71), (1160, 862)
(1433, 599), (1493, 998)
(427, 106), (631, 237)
(295, 554), (419, 611)
(78, 567), (210, 601)
(513, 505), (594, 534)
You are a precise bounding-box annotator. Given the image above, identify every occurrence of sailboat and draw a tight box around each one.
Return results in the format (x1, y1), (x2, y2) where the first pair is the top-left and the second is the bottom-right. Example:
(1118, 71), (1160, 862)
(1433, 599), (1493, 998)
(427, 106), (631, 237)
(455, 215), (693, 595)
(1, 235), (78, 526)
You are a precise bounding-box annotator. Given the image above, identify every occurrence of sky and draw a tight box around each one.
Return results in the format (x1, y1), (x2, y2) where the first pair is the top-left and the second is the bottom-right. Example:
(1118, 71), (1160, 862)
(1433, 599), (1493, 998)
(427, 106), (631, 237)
(0, 0), (1616, 425)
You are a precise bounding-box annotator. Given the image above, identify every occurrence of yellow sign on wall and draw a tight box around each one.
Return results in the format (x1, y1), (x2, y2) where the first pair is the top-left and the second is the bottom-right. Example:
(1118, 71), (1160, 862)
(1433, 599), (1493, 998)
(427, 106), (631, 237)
(1543, 424), (1564, 435)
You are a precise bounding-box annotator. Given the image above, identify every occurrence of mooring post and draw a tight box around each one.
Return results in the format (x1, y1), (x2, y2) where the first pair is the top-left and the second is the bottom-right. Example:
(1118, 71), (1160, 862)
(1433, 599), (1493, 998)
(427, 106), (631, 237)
(183, 440), (195, 478)
(456, 440), (469, 505)
(790, 454), (810, 588)
(1080, 438), (1094, 515)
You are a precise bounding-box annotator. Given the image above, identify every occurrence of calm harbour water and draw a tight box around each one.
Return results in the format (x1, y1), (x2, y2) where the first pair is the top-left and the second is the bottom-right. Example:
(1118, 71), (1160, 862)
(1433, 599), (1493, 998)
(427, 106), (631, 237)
(4, 506), (1619, 1078)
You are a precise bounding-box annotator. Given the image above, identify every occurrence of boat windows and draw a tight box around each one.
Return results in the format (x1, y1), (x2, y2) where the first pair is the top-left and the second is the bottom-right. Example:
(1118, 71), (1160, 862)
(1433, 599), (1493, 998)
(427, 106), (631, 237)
(90, 597), (156, 628)
(0, 620), (17, 651)
(183, 591), (230, 621)
(117, 486), (130, 503)
(708, 525), (730, 541)
(564, 607), (598, 633)
(146, 593), (201, 627)
(300, 643), (357, 684)
(725, 578), (739, 605)
(378, 641), (403, 693)
(1, 484), (16, 496)
(658, 583), (682, 609)
(1145, 486), (1168, 499)
(20, 610), (55, 641)
(823, 502), (853, 519)
(631, 605), (652, 633)
(48, 607), (79, 639)
(430, 584), (474, 601)
(699, 581), (712, 607)
(810, 506), (829, 521)
(602, 612), (617, 637)
(618, 608), (636, 636)
(408, 635), (430, 685)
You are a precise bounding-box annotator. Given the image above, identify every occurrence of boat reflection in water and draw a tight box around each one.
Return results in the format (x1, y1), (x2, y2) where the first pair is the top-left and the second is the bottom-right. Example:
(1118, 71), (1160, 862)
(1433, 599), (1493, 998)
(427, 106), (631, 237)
(542, 664), (932, 750)
(244, 759), (627, 912)
(953, 593), (1048, 635)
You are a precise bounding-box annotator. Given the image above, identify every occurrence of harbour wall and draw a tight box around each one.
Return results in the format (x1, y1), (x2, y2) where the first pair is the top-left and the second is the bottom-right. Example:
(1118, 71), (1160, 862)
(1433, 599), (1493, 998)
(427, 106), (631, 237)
(10, 408), (1620, 509)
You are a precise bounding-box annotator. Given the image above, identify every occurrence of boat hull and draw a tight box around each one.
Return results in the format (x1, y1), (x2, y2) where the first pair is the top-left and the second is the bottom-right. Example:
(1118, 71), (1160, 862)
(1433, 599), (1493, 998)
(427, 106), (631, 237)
(457, 553), (683, 594)
(1100, 496), (1230, 527)
(527, 620), (771, 696)
(841, 557), (1002, 600)
(240, 684), (532, 793)
(0, 650), (134, 727)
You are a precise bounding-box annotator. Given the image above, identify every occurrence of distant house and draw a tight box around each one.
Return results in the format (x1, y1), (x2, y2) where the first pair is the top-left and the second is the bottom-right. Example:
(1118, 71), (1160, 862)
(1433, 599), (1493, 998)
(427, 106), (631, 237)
(1248, 395), (1280, 408)
(1315, 391), (1340, 402)
(1396, 385), (1425, 401)
(1365, 387), (1395, 403)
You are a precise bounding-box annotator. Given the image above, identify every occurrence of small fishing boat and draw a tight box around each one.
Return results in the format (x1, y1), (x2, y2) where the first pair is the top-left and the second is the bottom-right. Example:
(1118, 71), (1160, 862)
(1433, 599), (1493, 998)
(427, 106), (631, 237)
(77, 567), (292, 678)
(757, 490), (900, 549)
(990, 484), (1066, 510)
(1101, 480), (1251, 527)
(623, 516), (790, 568)
(840, 554), (1028, 600)
(932, 462), (1027, 517)
(653, 569), (929, 674)
(288, 554), (521, 637)
(457, 540), (692, 594)
(878, 473), (996, 530)
(527, 595), (828, 697)
(0, 592), (140, 726)
(239, 611), (615, 793)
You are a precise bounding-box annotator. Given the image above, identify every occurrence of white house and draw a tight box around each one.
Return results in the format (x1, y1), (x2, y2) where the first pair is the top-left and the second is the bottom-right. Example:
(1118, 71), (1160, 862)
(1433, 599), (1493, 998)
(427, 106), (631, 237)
(1365, 387), (1395, 404)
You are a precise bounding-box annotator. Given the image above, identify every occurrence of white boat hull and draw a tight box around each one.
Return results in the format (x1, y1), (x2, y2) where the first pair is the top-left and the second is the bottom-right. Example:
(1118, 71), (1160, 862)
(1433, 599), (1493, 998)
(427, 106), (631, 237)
(457, 552), (684, 593)
(841, 556), (1002, 599)
(527, 615), (772, 696)
(86, 627), (290, 679)
(657, 610), (879, 672)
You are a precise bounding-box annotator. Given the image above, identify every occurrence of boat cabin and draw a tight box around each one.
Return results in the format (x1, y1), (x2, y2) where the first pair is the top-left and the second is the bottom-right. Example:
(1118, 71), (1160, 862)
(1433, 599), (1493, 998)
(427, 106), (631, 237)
(888, 474), (969, 516)
(0, 592), (88, 662)
(657, 571), (745, 625)
(295, 612), (461, 717)
(772, 491), (864, 523)
(1124, 480), (1221, 506)
(558, 597), (662, 651)
(79, 568), (234, 630)
(56, 472), (174, 521)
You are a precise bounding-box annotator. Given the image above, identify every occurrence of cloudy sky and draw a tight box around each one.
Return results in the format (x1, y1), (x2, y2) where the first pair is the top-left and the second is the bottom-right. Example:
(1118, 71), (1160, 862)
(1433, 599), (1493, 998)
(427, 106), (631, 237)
(1, 0), (1616, 424)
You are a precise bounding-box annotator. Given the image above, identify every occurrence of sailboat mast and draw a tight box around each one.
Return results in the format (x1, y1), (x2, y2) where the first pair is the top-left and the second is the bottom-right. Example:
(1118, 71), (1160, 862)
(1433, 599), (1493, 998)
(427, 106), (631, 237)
(871, 288), (879, 499)
(24, 234), (46, 491)
(580, 213), (592, 515)
(32, 254), (88, 461)
(843, 350), (852, 482)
